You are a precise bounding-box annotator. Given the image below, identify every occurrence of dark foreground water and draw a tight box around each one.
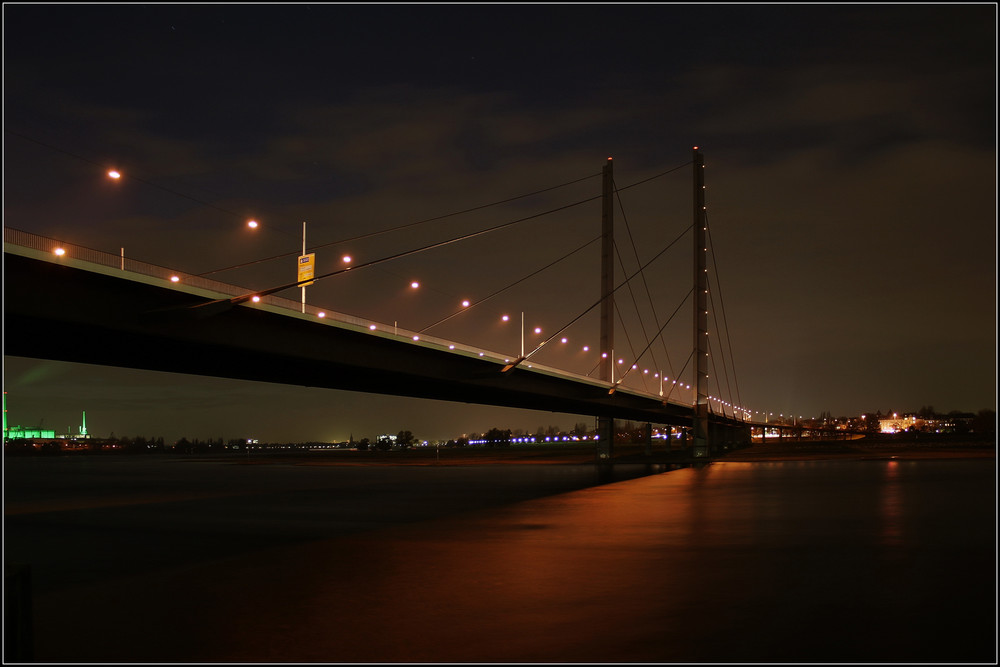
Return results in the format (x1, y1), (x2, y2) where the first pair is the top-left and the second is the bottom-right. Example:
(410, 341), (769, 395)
(3, 455), (996, 662)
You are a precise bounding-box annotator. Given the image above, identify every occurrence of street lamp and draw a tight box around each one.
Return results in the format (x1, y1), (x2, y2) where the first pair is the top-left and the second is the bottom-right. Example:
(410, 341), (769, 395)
(298, 222), (311, 314)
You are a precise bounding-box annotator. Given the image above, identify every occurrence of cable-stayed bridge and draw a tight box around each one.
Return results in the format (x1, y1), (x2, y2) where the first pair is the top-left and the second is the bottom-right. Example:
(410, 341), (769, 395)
(4, 149), (758, 456)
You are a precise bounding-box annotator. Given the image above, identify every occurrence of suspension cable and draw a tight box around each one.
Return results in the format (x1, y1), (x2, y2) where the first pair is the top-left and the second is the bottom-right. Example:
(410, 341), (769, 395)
(200, 160), (692, 278)
(613, 241), (658, 381)
(706, 337), (729, 418)
(613, 299), (649, 393)
(501, 223), (692, 373)
(615, 161), (692, 193)
(706, 212), (742, 412)
(609, 288), (693, 393)
(219, 195), (605, 304)
(613, 179), (679, 379)
(194, 172), (603, 277)
(417, 234), (601, 333)
(662, 349), (694, 405)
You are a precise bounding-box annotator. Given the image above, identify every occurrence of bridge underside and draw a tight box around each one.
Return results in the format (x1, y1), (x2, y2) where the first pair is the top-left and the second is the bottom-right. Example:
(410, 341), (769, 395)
(5, 251), (725, 429)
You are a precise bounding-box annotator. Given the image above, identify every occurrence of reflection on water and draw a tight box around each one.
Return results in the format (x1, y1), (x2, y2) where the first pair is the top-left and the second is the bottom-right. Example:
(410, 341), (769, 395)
(12, 457), (996, 663)
(205, 461), (996, 663)
(880, 459), (904, 547)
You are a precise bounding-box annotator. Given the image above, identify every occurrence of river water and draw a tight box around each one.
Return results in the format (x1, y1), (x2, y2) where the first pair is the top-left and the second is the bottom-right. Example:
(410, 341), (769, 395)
(4, 455), (996, 662)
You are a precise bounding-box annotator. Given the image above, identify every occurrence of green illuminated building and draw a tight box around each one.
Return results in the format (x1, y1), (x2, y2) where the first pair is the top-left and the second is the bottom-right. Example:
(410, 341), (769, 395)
(3, 391), (62, 441)
(5, 426), (57, 439)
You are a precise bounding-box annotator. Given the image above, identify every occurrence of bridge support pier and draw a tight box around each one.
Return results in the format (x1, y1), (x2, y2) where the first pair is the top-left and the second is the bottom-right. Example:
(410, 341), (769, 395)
(596, 416), (614, 462)
(644, 422), (652, 456)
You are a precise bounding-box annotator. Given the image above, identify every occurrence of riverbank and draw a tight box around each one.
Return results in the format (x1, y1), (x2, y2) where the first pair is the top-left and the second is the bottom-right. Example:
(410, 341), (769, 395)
(714, 433), (995, 462)
(149, 432), (995, 466)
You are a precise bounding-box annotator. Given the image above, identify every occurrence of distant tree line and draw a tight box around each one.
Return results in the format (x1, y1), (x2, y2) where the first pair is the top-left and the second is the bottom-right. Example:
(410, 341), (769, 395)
(10, 407), (993, 458)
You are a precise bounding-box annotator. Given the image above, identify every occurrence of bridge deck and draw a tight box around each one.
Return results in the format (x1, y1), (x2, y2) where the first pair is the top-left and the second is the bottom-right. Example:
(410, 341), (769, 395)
(5, 238), (749, 430)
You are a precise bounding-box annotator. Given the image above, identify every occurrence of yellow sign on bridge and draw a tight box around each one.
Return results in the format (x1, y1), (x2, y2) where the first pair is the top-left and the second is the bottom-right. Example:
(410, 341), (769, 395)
(297, 253), (315, 286)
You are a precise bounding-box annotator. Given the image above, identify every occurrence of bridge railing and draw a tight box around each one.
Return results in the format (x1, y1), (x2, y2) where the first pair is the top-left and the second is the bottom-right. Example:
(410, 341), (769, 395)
(5, 226), (271, 300)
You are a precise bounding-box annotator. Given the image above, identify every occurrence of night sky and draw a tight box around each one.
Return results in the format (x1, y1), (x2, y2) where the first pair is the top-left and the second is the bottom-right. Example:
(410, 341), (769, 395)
(3, 4), (996, 444)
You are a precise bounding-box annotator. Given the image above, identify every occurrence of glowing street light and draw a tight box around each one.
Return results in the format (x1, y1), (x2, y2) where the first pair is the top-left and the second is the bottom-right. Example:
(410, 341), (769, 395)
(410, 281), (420, 289)
(247, 219), (258, 229)
(53, 247), (66, 257)
(107, 169), (121, 180)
